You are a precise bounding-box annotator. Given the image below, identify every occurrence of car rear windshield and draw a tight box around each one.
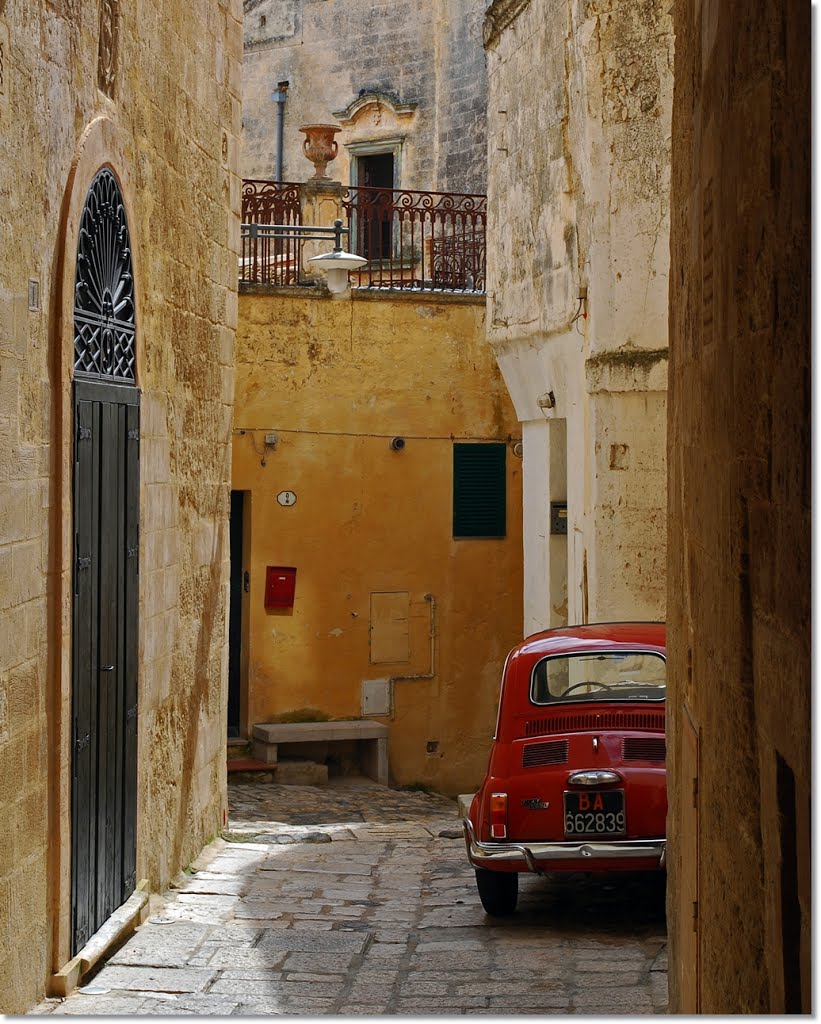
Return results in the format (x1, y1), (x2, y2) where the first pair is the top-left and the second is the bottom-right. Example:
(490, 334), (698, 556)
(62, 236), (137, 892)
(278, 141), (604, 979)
(530, 651), (666, 704)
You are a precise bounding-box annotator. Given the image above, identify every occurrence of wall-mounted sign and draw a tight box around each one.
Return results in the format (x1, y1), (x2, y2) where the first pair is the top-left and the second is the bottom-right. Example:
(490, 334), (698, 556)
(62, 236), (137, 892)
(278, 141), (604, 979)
(277, 490), (297, 507)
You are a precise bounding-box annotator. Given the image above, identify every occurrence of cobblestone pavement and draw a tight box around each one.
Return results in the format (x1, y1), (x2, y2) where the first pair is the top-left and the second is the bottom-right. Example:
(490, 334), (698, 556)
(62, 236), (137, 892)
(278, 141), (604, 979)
(32, 778), (668, 1015)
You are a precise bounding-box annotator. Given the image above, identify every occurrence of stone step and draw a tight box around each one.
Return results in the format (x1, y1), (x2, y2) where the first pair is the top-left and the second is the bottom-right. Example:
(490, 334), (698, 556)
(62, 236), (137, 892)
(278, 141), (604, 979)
(227, 757), (273, 773)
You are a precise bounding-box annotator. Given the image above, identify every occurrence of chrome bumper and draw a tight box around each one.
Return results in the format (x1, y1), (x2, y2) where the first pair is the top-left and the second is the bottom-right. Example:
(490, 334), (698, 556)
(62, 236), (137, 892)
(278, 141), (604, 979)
(463, 817), (666, 873)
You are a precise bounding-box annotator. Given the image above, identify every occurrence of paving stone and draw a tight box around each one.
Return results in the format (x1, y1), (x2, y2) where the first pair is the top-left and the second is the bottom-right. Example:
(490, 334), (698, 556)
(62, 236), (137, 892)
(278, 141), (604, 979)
(281, 952), (356, 973)
(409, 952), (494, 971)
(355, 969), (399, 983)
(398, 980), (450, 995)
(572, 986), (655, 1009)
(256, 929), (369, 953)
(37, 777), (666, 1018)
(569, 970), (644, 986)
(49, 995), (152, 1014)
(233, 903), (289, 919)
(209, 978), (292, 996)
(459, 981), (565, 997)
(109, 921), (212, 966)
(488, 994), (571, 1009)
(259, 863), (375, 876)
(177, 876), (249, 896)
(414, 939), (486, 952)
(133, 994), (243, 1015)
(396, 997), (488, 1011)
(203, 948), (288, 969)
(284, 972), (348, 983)
(216, 969), (285, 981)
(89, 965), (218, 993)
(232, 1004), (286, 1016)
(363, 943), (407, 957)
(337, 1005), (390, 1015)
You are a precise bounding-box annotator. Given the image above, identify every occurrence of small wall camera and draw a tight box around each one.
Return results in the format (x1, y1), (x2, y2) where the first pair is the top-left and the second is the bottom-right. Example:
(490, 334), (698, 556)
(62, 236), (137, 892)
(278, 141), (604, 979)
(389, 436), (406, 451)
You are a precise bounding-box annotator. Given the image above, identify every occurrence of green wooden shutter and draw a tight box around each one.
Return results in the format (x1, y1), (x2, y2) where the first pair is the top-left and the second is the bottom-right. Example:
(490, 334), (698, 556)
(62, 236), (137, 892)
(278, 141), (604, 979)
(453, 442), (506, 538)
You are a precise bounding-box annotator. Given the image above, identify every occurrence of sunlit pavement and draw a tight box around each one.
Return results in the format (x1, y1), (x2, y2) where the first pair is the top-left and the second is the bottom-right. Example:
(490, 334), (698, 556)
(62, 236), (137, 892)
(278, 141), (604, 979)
(32, 777), (667, 1015)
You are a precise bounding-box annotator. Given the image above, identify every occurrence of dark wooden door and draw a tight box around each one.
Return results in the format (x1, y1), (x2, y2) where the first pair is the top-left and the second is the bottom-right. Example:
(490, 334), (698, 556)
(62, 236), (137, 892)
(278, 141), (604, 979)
(71, 379), (139, 955)
(359, 153), (394, 260)
(227, 490), (244, 738)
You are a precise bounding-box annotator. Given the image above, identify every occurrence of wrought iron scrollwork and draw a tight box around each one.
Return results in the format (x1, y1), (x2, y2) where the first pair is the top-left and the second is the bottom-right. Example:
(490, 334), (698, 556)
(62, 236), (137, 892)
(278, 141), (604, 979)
(74, 168), (136, 381)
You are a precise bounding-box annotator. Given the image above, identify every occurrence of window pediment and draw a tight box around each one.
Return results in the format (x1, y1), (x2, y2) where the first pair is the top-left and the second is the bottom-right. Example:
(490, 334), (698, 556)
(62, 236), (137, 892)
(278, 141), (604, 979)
(333, 92), (417, 129)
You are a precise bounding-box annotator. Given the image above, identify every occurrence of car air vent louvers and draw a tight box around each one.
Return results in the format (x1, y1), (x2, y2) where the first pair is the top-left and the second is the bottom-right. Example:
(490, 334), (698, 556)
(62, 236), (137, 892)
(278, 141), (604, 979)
(522, 739), (569, 768)
(524, 709), (664, 738)
(623, 736), (666, 762)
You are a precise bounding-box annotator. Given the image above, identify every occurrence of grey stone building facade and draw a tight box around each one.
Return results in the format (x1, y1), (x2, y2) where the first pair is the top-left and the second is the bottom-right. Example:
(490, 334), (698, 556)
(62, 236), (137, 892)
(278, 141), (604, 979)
(241, 0), (487, 193)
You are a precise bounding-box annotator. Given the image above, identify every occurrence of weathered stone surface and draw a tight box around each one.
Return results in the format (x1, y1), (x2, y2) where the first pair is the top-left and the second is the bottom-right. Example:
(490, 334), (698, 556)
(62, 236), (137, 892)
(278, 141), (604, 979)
(109, 921), (212, 967)
(1, 0), (241, 1012)
(89, 966), (218, 994)
(32, 779), (667, 1016)
(666, 0), (810, 1014)
(484, 0), (673, 631)
(242, 0), (487, 194)
(256, 930), (369, 953)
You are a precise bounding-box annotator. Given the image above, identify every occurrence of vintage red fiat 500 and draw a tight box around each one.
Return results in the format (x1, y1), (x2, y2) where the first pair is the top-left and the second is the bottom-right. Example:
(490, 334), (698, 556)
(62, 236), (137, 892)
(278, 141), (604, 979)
(464, 622), (666, 916)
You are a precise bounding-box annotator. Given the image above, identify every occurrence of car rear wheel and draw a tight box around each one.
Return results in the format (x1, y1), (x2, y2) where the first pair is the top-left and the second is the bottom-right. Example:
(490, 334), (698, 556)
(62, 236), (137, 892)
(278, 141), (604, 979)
(475, 868), (518, 916)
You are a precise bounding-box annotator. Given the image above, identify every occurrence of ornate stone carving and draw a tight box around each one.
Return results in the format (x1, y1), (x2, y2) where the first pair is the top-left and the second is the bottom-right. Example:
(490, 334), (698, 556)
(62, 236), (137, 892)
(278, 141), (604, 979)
(97, 0), (119, 96)
(483, 0), (532, 50)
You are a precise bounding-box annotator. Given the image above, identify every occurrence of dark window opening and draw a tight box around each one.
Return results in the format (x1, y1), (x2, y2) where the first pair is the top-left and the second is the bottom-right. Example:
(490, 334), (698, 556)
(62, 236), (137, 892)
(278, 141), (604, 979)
(453, 442), (506, 538)
(357, 152), (394, 260)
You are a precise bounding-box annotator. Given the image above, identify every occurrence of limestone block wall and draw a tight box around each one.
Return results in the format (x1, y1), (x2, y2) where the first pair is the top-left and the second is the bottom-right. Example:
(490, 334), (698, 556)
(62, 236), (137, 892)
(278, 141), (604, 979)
(241, 0), (487, 193)
(483, 0), (672, 629)
(666, 0), (810, 1012)
(233, 290), (522, 795)
(0, 0), (240, 1011)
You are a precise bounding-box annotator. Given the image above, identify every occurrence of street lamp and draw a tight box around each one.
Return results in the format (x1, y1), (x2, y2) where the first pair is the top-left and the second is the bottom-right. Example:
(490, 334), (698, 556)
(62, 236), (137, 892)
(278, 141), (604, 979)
(308, 219), (367, 294)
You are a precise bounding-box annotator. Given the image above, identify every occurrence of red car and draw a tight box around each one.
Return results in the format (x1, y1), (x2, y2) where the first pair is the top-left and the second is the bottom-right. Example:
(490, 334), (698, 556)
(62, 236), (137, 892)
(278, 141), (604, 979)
(464, 622), (667, 916)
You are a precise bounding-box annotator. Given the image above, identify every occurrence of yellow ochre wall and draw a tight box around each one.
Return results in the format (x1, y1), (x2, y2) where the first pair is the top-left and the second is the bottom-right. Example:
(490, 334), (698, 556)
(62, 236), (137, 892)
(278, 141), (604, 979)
(234, 289), (523, 795)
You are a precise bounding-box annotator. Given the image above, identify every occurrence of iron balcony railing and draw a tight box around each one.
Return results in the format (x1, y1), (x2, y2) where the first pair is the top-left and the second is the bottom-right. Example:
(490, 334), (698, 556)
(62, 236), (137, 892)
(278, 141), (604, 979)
(239, 179), (487, 294)
(341, 185), (486, 293)
(240, 180), (303, 287)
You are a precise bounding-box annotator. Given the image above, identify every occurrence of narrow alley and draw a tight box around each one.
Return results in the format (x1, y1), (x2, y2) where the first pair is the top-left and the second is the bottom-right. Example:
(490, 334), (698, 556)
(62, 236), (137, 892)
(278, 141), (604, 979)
(32, 779), (668, 1015)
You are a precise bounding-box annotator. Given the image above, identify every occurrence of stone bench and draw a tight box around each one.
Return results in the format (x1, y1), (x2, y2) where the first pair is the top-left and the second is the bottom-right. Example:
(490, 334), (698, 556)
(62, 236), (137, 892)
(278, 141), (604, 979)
(252, 720), (389, 786)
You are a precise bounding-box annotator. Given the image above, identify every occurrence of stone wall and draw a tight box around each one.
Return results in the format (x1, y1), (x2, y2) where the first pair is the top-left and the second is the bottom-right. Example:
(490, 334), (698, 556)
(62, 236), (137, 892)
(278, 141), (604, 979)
(241, 0), (487, 193)
(0, 0), (240, 1010)
(666, 0), (811, 1012)
(234, 289), (522, 795)
(483, 0), (673, 630)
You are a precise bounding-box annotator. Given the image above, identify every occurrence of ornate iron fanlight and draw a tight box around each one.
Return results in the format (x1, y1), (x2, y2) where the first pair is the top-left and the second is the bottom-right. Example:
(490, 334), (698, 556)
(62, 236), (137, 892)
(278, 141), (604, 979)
(74, 168), (135, 380)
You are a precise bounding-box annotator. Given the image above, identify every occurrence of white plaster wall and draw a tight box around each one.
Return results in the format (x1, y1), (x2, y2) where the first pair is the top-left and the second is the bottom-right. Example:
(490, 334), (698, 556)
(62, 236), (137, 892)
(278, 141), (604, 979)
(484, 0), (673, 630)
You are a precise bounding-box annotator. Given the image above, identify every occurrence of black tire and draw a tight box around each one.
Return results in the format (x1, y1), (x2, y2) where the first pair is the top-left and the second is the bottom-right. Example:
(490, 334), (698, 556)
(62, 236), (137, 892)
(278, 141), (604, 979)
(475, 868), (518, 916)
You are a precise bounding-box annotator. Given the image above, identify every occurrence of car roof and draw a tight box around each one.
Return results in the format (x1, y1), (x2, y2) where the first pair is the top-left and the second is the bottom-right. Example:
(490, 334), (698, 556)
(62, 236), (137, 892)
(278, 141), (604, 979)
(514, 621), (666, 659)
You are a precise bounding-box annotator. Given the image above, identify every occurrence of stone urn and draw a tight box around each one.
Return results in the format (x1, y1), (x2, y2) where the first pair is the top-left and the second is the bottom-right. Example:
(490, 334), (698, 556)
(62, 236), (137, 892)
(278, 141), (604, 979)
(299, 123), (341, 179)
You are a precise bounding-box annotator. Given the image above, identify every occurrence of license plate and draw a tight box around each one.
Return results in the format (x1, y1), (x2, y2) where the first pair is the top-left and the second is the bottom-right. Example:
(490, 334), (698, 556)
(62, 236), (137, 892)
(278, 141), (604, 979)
(563, 790), (626, 836)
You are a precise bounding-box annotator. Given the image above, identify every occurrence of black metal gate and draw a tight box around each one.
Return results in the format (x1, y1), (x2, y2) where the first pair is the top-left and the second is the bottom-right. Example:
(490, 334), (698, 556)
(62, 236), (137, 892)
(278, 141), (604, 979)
(71, 168), (139, 955)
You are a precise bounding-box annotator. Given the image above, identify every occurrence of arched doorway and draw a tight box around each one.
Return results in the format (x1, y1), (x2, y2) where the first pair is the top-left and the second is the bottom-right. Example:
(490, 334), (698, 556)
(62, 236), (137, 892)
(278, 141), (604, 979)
(70, 167), (139, 955)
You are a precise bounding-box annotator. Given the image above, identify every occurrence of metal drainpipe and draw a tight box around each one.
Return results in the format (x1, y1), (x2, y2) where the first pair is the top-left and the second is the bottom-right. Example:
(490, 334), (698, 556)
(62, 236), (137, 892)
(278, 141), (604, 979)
(389, 594), (437, 716)
(272, 81), (288, 180)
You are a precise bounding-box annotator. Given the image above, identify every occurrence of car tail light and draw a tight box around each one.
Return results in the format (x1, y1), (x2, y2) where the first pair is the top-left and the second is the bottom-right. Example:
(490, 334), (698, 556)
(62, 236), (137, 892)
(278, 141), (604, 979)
(490, 792), (508, 839)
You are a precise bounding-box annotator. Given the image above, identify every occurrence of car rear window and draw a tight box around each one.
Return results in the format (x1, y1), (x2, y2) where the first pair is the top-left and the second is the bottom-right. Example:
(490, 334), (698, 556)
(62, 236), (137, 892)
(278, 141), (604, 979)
(530, 651), (666, 704)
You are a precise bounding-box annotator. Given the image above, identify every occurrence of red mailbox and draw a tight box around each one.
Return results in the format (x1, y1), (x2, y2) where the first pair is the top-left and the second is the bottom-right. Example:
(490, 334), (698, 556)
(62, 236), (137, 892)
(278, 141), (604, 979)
(264, 566), (297, 609)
